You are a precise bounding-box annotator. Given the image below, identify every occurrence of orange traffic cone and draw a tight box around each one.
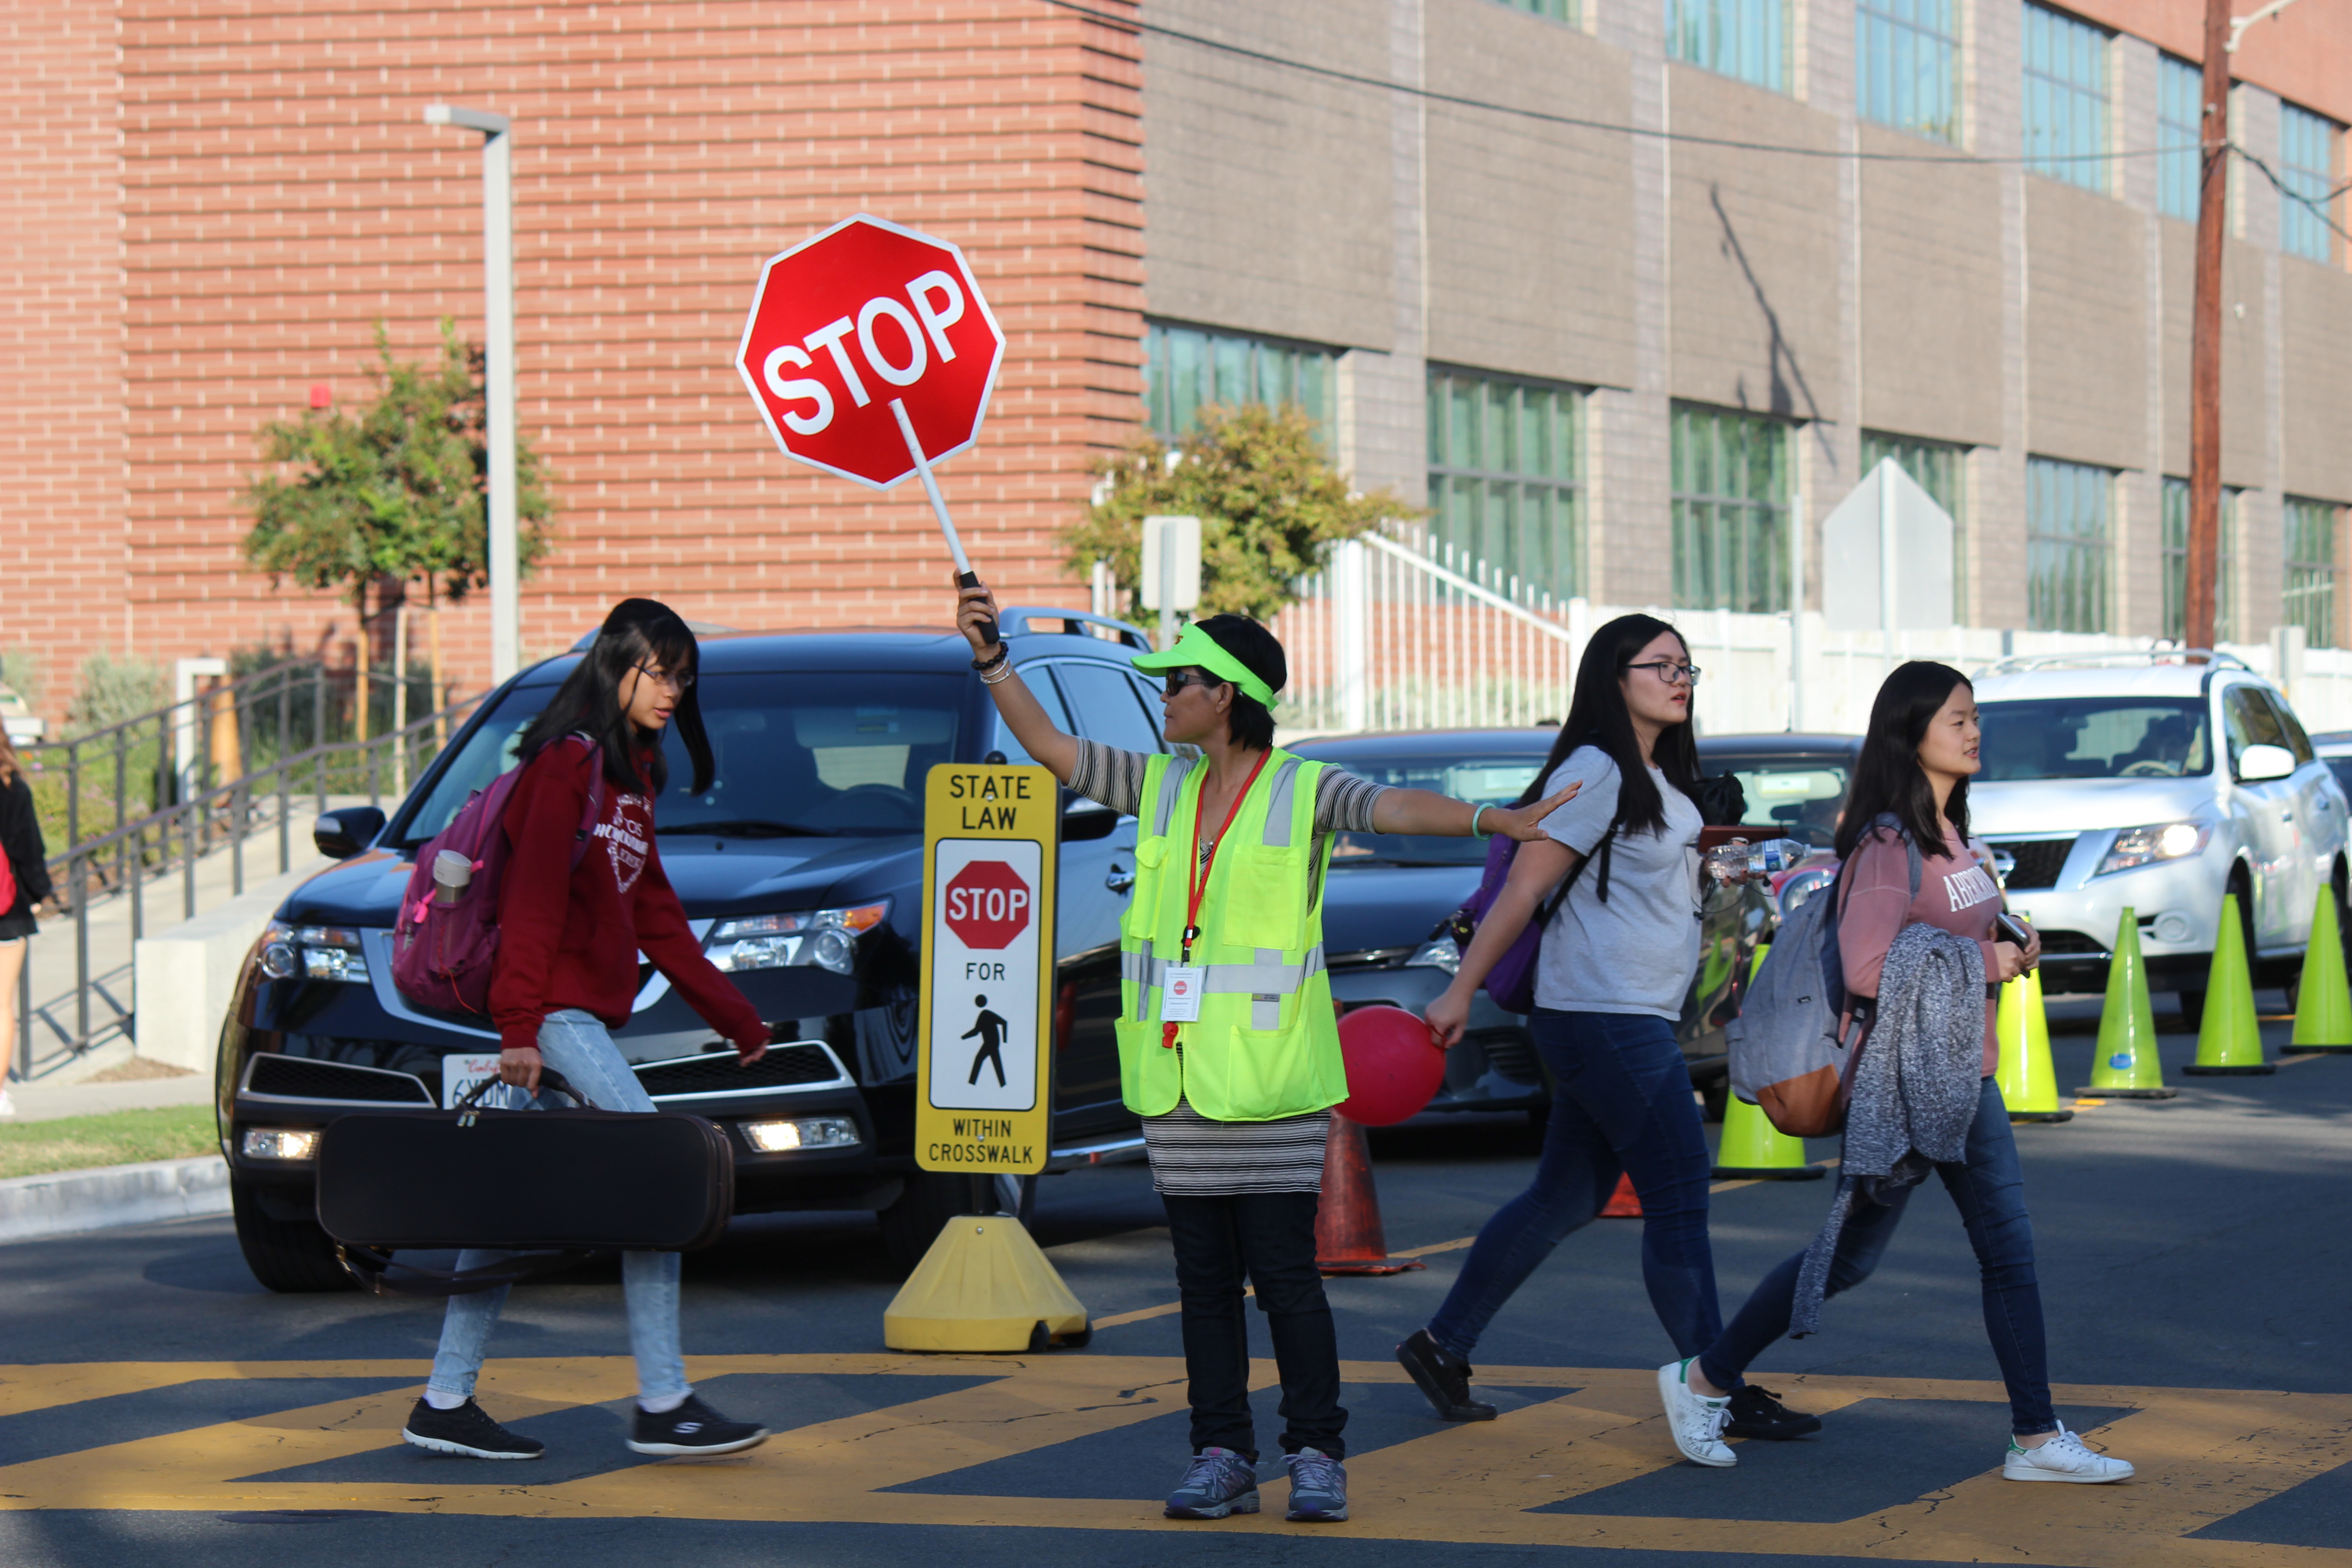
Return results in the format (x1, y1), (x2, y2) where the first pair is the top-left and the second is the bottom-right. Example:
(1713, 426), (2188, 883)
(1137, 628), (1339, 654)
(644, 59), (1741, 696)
(1599, 1172), (1643, 1216)
(1313, 1112), (1426, 1276)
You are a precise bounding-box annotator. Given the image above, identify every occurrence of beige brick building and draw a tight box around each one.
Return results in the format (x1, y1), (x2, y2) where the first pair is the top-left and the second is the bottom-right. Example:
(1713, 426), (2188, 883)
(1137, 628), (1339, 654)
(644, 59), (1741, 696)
(3, 0), (2349, 715)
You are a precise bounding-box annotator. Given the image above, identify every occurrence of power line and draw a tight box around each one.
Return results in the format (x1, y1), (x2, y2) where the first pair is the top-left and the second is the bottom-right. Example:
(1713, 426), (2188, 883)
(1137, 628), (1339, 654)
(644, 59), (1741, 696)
(1037, 0), (2168, 167)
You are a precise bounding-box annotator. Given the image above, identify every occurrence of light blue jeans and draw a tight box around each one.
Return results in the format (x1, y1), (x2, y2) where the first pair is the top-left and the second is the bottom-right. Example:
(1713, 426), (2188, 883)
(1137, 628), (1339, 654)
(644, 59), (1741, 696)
(425, 1009), (690, 1406)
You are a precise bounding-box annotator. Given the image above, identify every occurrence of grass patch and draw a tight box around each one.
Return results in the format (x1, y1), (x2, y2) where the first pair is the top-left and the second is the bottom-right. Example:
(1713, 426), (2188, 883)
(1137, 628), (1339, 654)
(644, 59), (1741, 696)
(0, 1104), (218, 1180)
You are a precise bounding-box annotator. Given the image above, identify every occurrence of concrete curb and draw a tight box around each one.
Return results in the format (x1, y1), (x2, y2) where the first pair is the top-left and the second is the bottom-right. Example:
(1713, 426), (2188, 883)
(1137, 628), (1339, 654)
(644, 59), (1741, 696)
(0, 1154), (233, 1244)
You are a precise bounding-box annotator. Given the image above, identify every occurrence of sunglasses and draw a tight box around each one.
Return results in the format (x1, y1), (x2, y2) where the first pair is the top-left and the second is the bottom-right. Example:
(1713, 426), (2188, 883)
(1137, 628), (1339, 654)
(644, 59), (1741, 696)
(1161, 669), (1225, 698)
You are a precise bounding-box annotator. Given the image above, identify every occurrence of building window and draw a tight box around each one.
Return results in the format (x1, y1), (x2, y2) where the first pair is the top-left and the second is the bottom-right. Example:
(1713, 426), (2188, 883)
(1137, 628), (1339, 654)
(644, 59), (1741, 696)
(1861, 431), (1968, 617)
(1426, 369), (1586, 603)
(1144, 322), (1337, 441)
(1857, 0), (1960, 144)
(1493, 0), (1574, 20)
(2161, 477), (2241, 644)
(2026, 457), (2111, 632)
(1668, 0), (1789, 94)
(2279, 103), (2342, 265)
(2285, 496), (2342, 649)
(1671, 404), (1790, 613)
(2157, 54), (2203, 221)
(2022, 3), (2110, 194)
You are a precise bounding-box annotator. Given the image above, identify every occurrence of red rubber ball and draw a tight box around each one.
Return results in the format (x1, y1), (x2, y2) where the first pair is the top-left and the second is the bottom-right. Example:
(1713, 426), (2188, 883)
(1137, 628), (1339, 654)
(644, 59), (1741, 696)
(1336, 1005), (1447, 1127)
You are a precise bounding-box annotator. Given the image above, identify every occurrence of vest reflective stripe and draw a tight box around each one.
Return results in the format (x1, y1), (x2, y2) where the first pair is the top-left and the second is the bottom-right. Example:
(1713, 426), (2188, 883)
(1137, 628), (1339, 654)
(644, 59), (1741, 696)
(1113, 748), (1345, 1121)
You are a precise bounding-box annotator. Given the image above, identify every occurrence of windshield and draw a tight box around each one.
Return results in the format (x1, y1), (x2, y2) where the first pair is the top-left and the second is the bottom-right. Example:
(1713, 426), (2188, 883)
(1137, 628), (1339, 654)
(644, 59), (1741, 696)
(1704, 755), (1853, 848)
(1978, 697), (2211, 781)
(400, 671), (966, 846)
(1317, 755), (1546, 867)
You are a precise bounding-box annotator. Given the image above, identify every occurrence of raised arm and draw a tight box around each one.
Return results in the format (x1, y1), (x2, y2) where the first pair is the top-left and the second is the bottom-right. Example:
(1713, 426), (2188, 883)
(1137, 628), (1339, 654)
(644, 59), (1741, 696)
(955, 577), (1079, 783)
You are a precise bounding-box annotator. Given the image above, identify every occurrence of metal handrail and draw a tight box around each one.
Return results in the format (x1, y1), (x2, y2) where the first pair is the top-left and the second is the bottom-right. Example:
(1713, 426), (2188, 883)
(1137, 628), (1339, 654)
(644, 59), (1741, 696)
(9, 692), (482, 1081)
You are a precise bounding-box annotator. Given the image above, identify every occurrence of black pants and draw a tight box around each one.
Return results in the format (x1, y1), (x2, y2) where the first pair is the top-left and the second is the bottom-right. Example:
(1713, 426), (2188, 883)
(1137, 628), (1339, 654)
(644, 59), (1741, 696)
(1161, 1191), (1347, 1460)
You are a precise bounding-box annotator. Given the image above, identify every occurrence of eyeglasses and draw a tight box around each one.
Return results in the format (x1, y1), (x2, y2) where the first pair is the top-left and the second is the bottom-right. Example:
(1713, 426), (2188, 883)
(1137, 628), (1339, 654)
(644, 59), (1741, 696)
(1627, 660), (1702, 686)
(631, 663), (695, 692)
(1162, 669), (1223, 698)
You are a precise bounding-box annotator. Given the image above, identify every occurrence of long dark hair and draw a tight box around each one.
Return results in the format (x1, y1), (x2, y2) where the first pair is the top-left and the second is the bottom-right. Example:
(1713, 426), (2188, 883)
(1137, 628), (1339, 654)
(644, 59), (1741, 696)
(515, 598), (713, 797)
(1835, 660), (1971, 859)
(1518, 613), (1699, 834)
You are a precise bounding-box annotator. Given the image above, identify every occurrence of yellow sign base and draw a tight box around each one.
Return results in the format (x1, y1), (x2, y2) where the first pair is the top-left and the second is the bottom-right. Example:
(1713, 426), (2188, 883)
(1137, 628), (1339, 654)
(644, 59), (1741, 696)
(882, 1214), (1091, 1352)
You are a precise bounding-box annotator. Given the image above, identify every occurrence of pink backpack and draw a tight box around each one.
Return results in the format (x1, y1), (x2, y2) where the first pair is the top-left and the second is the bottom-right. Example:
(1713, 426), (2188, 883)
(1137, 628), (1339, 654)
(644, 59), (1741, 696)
(391, 736), (605, 1017)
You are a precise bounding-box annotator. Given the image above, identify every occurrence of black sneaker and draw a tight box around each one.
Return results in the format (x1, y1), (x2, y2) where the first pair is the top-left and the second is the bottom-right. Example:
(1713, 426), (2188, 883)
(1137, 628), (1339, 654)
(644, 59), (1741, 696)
(1725, 1383), (1822, 1440)
(401, 1396), (545, 1460)
(627, 1393), (769, 1456)
(1396, 1328), (1497, 1421)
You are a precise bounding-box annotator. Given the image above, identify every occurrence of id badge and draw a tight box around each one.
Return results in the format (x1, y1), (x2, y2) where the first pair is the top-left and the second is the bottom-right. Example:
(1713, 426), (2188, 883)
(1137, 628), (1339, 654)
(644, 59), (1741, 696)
(1160, 965), (1205, 1023)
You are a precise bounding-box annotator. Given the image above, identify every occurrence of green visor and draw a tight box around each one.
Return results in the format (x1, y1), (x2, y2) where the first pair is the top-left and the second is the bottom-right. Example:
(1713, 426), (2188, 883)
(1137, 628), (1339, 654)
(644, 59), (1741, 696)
(1132, 623), (1280, 709)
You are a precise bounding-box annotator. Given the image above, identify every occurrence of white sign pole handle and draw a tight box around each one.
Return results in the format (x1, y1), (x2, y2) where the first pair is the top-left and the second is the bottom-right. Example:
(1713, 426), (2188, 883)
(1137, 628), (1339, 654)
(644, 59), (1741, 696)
(891, 397), (995, 647)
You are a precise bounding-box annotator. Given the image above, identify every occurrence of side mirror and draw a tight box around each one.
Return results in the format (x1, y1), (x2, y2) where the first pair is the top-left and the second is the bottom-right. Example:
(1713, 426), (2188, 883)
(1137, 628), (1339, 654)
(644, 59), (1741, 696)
(2237, 743), (2297, 784)
(1063, 793), (1119, 843)
(314, 806), (387, 860)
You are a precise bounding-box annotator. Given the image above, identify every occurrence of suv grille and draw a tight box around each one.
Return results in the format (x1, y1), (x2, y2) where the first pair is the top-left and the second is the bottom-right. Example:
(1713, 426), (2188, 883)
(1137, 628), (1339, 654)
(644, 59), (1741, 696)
(245, 1055), (432, 1104)
(1470, 1026), (1541, 1085)
(2034, 929), (2107, 957)
(1990, 838), (2076, 890)
(633, 1044), (846, 1098)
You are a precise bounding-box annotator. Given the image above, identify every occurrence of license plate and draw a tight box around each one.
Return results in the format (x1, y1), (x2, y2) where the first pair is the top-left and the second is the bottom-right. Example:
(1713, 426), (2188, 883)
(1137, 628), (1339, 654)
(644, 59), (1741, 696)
(441, 1052), (503, 1109)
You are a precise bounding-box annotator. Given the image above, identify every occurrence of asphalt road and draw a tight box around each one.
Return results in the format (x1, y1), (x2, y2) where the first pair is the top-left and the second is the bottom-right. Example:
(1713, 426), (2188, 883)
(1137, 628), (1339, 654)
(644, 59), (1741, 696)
(5, 997), (2350, 1567)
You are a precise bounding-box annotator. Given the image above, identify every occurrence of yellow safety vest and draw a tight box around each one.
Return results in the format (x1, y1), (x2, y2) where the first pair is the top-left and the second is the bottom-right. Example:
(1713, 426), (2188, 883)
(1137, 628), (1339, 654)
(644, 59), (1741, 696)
(1115, 748), (1346, 1121)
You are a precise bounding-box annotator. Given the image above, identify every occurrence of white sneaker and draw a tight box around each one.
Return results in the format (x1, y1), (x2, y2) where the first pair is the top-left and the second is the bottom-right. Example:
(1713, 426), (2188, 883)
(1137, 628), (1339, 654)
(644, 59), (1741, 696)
(1656, 1359), (1736, 1467)
(2003, 1423), (2135, 1483)
(0, 1088), (15, 1117)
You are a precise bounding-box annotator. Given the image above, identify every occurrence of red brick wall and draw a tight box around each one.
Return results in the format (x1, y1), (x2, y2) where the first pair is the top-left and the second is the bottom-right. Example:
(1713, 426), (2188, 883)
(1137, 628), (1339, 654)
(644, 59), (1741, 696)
(1, 0), (127, 720)
(97, 0), (1142, 700)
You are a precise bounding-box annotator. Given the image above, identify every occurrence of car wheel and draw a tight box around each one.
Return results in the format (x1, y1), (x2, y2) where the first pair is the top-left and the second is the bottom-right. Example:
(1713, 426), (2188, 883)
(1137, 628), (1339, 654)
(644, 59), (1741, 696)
(230, 1176), (355, 1294)
(2177, 989), (2205, 1031)
(877, 1170), (994, 1275)
(1699, 1074), (1730, 1124)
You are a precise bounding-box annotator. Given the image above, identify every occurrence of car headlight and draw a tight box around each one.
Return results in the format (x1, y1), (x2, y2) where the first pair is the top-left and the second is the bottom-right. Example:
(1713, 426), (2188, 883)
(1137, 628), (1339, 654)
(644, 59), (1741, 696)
(241, 1127), (320, 1161)
(1777, 867), (1836, 917)
(2097, 822), (2212, 877)
(1403, 935), (1461, 975)
(257, 921), (371, 984)
(706, 901), (891, 976)
(741, 1116), (861, 1152)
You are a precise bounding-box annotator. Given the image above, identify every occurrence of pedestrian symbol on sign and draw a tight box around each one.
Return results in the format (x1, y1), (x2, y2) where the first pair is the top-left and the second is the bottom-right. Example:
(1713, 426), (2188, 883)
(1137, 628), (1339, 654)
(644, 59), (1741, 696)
(964, 995), (1010, 1088)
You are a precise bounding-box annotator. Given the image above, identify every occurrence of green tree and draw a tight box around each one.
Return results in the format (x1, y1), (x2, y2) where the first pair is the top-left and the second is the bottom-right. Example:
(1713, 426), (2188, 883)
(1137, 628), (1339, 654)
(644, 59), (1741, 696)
(1067, 403), (1417, 622)
(243, 321), (553, 731)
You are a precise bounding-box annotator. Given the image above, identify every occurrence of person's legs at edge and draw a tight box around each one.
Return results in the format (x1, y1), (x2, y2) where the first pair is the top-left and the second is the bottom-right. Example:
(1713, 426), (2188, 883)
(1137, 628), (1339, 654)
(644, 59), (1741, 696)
(0, 938), (24, 1114)
(1161, 1192), (1264, 1519)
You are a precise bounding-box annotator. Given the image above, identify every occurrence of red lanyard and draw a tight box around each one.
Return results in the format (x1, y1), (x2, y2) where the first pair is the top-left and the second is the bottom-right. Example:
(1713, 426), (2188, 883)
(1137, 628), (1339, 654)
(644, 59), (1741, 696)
(1161, 750), (1270, 1047)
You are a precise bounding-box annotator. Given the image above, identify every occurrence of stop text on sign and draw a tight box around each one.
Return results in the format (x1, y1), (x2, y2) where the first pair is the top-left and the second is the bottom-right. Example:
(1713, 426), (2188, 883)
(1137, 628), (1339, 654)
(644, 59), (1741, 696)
(733, 213), (1006, 491)
(944, 860), (1033, 951)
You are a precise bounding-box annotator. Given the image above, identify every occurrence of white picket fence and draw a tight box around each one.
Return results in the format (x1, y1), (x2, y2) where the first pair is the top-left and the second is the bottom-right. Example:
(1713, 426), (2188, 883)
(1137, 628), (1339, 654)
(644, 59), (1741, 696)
(1264, 533), (2352, 740)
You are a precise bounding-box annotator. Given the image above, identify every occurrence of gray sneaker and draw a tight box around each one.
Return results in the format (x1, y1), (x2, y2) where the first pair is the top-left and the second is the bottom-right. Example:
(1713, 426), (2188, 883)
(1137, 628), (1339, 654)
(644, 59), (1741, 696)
(1165, 1447), (1260, 1519)
(1284, 1447), (1349, 1522)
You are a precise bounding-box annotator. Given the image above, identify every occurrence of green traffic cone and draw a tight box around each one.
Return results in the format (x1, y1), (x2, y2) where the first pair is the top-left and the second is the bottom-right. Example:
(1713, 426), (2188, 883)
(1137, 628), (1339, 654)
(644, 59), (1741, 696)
(2289, 886), (2352, 1053)
(1997, 959), (2073, 1122)
(2184, 892), (2274, 1074)
(1711, 1093), (1825, 1180)
(2082, 906), (2176, 1098)
(1749, 942), (1771, 983)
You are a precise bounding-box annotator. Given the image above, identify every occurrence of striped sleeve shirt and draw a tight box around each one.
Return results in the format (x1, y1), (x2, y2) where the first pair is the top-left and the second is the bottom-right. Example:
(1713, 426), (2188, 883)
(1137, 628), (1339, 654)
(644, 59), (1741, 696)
(1068, 740), (1390, 1195)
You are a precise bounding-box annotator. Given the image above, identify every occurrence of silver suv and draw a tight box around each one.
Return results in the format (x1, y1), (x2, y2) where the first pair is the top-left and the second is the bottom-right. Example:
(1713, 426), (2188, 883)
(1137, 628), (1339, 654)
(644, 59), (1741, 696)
(1971, 652), (2348, 1025)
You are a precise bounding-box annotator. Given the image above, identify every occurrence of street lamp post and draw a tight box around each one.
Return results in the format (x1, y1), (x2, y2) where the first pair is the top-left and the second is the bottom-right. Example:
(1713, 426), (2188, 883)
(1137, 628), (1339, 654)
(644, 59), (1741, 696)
(423, 104), (519, 684)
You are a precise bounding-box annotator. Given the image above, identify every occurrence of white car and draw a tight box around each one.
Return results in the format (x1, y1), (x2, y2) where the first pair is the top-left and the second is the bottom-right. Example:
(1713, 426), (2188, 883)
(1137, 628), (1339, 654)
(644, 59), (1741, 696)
(1970, 652), (2349, 1026)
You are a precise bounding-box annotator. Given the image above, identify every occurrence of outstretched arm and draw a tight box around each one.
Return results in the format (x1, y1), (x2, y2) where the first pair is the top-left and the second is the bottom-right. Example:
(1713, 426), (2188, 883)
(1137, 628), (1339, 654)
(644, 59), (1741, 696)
(1423, 836), (1579, 1048)
(956, 577), (1080, 783)
(1369, 782), (1581, 840)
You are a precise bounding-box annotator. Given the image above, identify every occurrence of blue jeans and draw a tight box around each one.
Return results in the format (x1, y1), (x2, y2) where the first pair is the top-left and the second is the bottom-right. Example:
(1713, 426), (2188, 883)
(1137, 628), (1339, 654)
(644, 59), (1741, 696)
(1428, 1009), (1723, 1362)
(425, 1009), (690, 1406)
(1695, 1076), (2057, 1436)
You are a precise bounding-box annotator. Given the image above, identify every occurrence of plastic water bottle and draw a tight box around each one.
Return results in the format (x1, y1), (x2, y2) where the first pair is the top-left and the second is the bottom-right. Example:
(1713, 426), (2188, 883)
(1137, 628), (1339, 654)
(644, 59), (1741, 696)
(1706, 838), (1813, 882)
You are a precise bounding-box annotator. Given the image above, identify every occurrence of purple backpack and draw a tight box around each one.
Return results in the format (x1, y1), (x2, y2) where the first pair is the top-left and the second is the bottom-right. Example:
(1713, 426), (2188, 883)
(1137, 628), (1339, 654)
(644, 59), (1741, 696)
(1444, 828), (1609, 1015)
(392, 736), (605, 1017)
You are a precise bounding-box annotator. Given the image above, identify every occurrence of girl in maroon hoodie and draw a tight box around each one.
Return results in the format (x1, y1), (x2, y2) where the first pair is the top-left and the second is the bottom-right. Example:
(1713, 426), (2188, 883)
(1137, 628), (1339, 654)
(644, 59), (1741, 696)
(402, 598), (773, 1464)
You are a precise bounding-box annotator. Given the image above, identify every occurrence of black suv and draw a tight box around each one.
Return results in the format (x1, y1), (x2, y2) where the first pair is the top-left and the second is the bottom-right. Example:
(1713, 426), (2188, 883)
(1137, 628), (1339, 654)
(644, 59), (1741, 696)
(216, 612), (1164, 1290)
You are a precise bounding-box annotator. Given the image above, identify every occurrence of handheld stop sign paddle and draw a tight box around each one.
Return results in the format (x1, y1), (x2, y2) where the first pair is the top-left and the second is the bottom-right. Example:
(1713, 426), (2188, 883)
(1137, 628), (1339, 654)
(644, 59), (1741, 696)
(734, 213), (1008, 642)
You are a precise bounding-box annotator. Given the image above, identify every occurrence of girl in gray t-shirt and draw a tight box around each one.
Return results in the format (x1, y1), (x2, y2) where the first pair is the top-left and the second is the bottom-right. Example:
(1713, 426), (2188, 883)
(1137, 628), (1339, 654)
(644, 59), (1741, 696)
(1395, 614), (1801, 1454)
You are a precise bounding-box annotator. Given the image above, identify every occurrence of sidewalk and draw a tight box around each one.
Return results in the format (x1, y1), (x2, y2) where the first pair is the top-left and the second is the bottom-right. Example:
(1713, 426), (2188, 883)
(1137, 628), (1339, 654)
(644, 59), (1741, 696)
(5, 1070), (215, 1122)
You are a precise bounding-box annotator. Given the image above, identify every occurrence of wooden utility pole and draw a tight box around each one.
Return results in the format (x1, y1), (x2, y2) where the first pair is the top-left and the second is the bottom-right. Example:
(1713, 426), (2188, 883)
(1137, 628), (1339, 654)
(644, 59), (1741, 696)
(2185, 0), (2231, 652)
